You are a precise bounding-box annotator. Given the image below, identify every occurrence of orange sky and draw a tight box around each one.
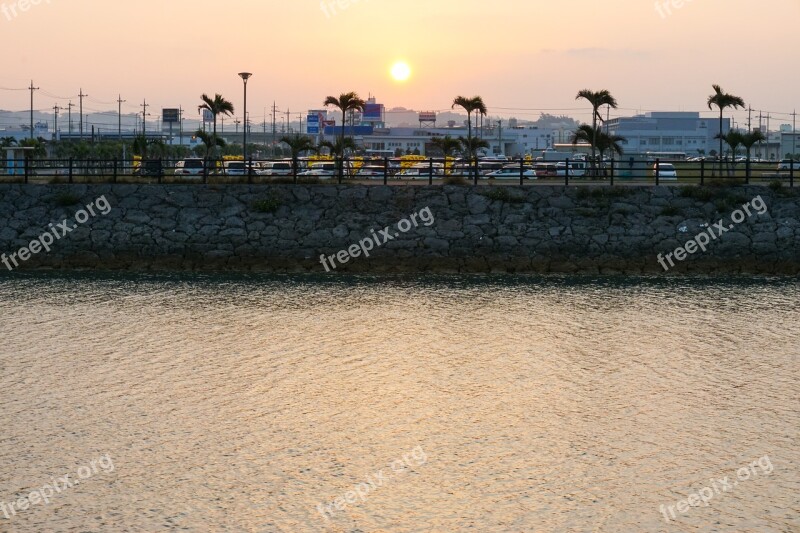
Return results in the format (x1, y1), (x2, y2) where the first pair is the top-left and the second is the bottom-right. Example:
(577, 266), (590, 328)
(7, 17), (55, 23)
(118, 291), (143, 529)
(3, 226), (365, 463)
(1, 0), (799, 125)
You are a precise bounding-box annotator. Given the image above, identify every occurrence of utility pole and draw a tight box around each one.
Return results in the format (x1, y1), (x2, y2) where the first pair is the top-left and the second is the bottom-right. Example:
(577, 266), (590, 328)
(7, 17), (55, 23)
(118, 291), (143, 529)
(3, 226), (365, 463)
(497, 119), (503, 156)
(140, 99), (149, 138)
(78, 88), (87, 140)
(747, 106), (752, 133)
(298, 113), (304, 135)
(792, 110), (797, 157)
(28, 81), (39, 140)
(179, 106), (183, 144)
(67, 101), (75, 136)
(52, 104), (61, 141)
(117, 95), (126, 140)
(286, 108), (291, 134)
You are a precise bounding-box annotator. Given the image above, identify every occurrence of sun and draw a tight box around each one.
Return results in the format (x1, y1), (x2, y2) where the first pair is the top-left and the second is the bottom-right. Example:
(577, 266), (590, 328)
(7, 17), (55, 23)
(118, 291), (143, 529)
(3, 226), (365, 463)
(390, 61), (412, 82)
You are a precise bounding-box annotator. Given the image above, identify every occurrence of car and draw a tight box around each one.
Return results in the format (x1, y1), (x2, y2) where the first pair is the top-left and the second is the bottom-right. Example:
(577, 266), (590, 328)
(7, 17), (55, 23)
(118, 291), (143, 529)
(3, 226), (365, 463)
(778, 159), (799, 171)
(555, 161), (587, 177)
(396, 168), (443, 180)
(257, 161), (293, 176)
(355, 165), (386, 179)
(484, 166), (537, 180)
(173, 158), (205, 177)
(653, 162), (678, 180)
(221, 161), (246, 176)
(136, 159), (164, 178)
(299, 162), (337, 179)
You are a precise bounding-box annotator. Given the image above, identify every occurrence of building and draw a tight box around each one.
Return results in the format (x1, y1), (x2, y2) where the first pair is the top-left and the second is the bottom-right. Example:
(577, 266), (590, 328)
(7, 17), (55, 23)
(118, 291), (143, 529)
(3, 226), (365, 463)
(607, 112), (729, 157)
(345, 125), (555, 157)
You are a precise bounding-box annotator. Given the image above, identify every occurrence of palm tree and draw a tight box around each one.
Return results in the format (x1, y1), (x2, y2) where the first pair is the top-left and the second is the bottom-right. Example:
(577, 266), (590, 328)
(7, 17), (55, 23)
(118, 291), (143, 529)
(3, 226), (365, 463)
(707, 85), (745, 174)
(718, 131), (745, 175)
(576, 89), (618, 174)
(198, 93), (235, 161)
(741, 131), (766, 178)
(320, 137), (358, 180)
(0, 136), (17, 148)
(452, 96), (487, 144)
(430, 135), (461, 173)
(195, 129), (226, 181)
(280, 134), (317, 181)
(323, 92), (366, 179)
(458, 136), (489, 179)
(571, 125), (626, 172)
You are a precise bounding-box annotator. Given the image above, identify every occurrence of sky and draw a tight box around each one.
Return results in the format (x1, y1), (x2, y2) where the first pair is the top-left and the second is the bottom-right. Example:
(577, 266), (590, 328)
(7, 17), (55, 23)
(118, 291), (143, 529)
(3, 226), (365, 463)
(1, 0), (799, 127)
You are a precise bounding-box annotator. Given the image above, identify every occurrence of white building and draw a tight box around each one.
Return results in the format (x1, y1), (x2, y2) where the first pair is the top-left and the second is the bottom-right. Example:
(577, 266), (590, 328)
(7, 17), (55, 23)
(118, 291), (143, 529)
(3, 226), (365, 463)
(607, 112), (729, 156)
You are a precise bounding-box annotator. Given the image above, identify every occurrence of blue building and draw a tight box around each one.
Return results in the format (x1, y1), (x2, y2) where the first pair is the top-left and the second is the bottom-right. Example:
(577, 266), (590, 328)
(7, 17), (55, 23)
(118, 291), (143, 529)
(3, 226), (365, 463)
(607, 112), (730, 157)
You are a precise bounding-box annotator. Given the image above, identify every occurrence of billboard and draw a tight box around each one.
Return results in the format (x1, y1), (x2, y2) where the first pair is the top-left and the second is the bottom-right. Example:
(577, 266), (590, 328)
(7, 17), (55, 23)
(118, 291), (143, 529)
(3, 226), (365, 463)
(419, 112), (437, 122)
(163, 108), (180, 123)
(363, 103), (384, 122)
(202, 109), (214, 122)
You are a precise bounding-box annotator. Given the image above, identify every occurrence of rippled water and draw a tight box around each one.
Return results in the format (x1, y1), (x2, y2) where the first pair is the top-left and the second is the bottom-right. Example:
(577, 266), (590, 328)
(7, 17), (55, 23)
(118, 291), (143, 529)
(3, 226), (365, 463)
(0, 274), (798, 532)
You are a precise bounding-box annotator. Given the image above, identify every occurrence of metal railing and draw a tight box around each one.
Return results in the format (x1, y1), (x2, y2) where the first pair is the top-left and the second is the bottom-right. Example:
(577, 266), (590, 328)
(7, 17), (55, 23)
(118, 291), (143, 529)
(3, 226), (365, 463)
(0, 157), (796, 188)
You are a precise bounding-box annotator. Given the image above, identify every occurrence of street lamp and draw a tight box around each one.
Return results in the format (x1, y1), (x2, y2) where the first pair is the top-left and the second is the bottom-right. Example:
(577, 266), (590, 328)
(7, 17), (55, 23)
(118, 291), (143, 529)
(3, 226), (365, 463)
(238, 72), (252, 167)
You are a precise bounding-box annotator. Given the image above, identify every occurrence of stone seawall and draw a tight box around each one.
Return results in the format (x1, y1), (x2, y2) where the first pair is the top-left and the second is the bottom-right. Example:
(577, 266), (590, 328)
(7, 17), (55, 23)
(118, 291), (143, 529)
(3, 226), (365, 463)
(1, 184), (799, 274)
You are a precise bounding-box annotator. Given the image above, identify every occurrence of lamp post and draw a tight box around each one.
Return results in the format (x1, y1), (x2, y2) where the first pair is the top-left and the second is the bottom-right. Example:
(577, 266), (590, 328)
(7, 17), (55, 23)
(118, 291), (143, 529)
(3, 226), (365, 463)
(238, 72), (252, 165)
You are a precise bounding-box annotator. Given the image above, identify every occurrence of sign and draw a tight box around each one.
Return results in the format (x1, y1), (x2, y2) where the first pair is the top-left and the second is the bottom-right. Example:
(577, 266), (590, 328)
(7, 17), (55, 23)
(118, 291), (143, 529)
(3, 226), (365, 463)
(363, 103), (383, 122)
(419, 112), (437, 122)
(202, 109), (214, 122)
(307, 114), (320, 134)
(163, 108), (180, 123)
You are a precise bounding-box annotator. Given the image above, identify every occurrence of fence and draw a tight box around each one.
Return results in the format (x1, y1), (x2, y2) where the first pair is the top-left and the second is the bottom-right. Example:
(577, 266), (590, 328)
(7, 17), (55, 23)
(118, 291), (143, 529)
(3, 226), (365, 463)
(0, 157), (796, 187)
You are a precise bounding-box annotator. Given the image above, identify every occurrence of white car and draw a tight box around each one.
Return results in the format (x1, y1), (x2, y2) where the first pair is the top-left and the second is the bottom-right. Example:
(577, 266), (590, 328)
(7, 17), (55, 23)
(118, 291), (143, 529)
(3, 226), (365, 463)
(484, 167), (537, 180)
(555, 161), (587, 177)
(653, 162), (678, 180)
(299, 162), (337, 179)
(221, 161), (246, 176)
(257, 161), (293, 176)
(173, 158), (205, 177)
(356, 165), (386, 179)
(396, 168), (443, 180)
(778, 159), (798, 171)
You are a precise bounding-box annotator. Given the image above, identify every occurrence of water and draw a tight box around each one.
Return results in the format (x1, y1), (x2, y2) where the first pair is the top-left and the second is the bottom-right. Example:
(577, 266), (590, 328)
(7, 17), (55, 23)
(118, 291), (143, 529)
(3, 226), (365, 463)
(0, 274), (798, 532)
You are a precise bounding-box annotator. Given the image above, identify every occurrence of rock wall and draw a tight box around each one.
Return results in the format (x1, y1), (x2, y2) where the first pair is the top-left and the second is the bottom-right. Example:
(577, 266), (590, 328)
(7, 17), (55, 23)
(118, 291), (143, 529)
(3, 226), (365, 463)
(1, 184), (799, 274)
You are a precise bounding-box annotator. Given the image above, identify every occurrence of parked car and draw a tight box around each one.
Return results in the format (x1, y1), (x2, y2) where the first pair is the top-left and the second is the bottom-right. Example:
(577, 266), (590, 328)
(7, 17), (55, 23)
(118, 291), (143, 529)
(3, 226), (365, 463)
(778, 159), (798, 171)
(356, 165), (386, 179)
(555, 161), (587, 177)
(257, 161), (293, 176)
(221, 161), (246, 176)
(136, 159), (164, 178)
(173, 158), (205, 177)
(484, 166), (537, 180)
(299, 162), (337, 179)
(653, 162), (678, 180)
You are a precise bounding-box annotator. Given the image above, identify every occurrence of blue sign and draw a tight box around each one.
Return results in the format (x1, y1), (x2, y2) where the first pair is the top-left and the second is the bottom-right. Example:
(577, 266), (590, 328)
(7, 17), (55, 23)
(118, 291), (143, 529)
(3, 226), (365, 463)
(307, 114), (320, 134)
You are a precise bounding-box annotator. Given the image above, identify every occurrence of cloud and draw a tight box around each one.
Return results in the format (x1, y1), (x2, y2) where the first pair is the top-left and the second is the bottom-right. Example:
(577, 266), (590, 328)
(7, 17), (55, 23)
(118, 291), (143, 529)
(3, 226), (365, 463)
(542, 47), (652, 60)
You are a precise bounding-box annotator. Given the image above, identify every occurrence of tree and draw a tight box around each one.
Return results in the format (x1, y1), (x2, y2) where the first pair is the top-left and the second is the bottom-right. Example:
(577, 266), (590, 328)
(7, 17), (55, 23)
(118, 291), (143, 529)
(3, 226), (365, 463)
(707, 85), (745, 174)
(0, 136), (17, 148)
(452, 96), (487, 144)
(718, 131), (744, 175)
(320, 137), (357, 179)
(198, 93), (235, 161)
(571, 125), (626, 161)
(741, 131), (766, 178)
(430, 135), (461, 173)
(458, 136), (489, 178)
(323, 92), (366, 179)
(280, 134), (317, 181)
(195, 129), (226, 181)
(576, 89), (618, 174)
